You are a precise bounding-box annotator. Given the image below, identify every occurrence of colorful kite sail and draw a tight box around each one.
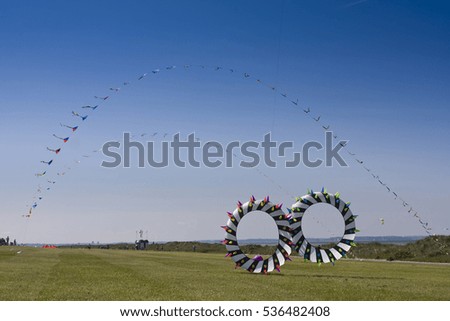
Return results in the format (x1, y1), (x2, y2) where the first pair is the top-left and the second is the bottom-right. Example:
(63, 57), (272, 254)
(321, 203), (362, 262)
(60, 123), (78, 132)
(223, 196), (292, 274)
(40, 160), (53, 165)
(52, 134), (69, 143)
(72, 111), (88, 121)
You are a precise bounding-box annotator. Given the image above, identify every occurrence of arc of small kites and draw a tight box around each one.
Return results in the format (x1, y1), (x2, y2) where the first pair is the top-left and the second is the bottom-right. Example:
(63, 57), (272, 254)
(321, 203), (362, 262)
(25, 64), (446, 253)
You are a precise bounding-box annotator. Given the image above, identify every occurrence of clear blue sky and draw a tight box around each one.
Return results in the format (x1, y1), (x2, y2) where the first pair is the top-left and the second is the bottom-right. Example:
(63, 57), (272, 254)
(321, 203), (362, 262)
(1, 0), (449, 243)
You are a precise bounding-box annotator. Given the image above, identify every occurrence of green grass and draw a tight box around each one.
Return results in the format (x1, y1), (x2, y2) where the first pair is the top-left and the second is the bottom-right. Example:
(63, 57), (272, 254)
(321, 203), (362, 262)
(0, 247), (449, 301)
(349, 236), (450, 263)
(103, 236), (450, 263)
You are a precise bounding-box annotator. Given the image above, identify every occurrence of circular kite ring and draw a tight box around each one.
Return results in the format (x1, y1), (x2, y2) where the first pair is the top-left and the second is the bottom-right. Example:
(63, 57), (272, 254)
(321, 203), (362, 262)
(222, 196), (292, 274)
(289, 189), (358, 265)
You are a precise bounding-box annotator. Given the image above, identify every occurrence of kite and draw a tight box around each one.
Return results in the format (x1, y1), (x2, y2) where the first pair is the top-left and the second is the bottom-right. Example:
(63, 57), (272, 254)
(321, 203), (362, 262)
(23, 208), (32, 217)
(53, 134), (69, 143)
(47, 147), (61, 154)
(290, 189), (358, 265)
(222, 196), (292, 274)
(138, 73), (147, 80)
(81, 105), (98, 110)
(380, 218), (385, 225)
(60, 123), (78, 132)
(40, 160), (53, 165)
(35, 171), (46, 177)
(94, 95), (109, 100)
(313, 116), (321, 122)
(72, 111), (88, 121)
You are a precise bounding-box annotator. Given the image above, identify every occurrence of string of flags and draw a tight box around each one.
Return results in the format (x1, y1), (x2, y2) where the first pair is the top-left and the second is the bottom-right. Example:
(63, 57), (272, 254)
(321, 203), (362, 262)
(24, 64), (447, 253)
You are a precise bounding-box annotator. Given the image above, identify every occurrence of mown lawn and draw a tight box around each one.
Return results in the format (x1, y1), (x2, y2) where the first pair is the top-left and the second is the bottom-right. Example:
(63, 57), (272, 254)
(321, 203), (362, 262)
(0, 247), (449, 300)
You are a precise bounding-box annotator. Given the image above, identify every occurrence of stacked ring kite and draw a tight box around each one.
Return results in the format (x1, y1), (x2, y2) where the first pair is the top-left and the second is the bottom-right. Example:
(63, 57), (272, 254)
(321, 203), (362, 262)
(222, 190), (359, 273)
(290, 189), (358, 265)
(221, 196), (293, 274)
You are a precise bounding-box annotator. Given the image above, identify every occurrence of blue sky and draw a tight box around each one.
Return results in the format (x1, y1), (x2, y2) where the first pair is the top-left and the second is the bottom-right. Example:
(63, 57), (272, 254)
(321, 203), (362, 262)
(0, 0), (449, 243)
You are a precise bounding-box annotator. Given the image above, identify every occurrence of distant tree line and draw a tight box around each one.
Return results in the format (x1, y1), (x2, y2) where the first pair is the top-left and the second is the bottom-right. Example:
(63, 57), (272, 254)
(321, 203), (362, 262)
(0, 236), (17, 246)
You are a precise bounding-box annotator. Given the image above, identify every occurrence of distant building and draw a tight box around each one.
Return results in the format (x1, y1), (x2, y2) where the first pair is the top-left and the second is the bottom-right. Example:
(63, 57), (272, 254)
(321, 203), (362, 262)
(135, 239), (149, 250)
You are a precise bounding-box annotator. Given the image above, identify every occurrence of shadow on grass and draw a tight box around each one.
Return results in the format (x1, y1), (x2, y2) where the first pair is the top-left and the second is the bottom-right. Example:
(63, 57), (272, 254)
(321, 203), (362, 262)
(236, 271), (403, 281)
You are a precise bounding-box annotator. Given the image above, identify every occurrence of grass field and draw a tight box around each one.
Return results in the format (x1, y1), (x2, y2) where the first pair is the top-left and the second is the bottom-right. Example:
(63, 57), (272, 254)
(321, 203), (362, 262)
(0, 247), (449, 301)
